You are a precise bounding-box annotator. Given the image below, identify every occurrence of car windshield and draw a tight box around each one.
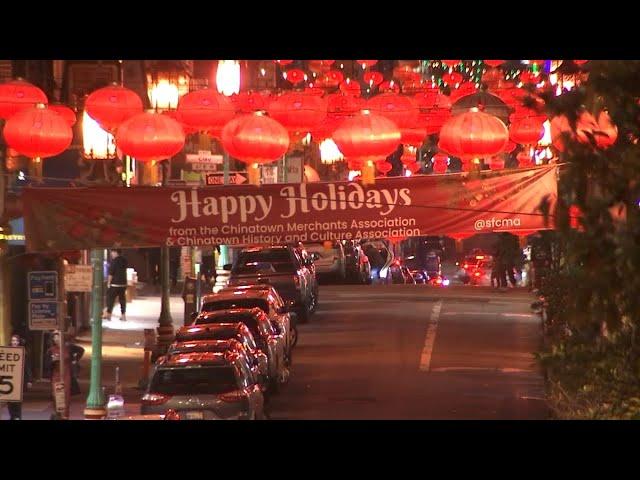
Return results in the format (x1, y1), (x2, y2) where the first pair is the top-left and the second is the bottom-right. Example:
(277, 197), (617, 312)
(233, 249), (295, 274)
(150, 366), (238, 395)
(202, 299), (269, 313)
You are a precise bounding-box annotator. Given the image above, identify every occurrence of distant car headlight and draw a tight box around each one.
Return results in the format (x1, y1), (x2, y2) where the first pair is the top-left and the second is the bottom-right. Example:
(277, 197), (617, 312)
(379, 267), (389, 279)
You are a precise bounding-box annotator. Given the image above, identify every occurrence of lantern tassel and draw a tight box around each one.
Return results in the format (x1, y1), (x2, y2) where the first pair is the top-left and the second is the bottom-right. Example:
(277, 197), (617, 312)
(361, 160), (376, 186)
(248, 163), (261, 186)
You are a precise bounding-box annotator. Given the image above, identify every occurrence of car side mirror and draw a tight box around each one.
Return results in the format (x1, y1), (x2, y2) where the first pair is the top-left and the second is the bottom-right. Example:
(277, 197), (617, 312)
(223, 263), (232, 271)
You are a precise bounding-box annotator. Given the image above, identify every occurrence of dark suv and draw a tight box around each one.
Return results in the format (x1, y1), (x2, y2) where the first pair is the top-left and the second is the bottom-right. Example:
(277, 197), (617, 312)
(227, 245), (316, 322)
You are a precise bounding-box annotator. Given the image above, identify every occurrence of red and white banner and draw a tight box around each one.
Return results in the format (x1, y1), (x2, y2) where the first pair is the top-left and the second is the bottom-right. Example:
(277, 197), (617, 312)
(23, 166), (558, 252)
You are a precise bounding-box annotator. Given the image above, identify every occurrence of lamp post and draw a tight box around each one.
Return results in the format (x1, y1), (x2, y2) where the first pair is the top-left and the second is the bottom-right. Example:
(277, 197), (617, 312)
(145, 61), (191, 352)
(82, 109), (117, 419)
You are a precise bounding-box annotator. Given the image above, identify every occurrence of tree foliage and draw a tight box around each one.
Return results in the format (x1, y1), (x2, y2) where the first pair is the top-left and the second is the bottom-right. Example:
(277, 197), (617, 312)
(536, 61), (640, 419)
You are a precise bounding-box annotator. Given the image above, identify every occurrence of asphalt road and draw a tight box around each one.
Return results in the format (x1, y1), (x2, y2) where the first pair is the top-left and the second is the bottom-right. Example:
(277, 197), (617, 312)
(268, 284), (548, 420)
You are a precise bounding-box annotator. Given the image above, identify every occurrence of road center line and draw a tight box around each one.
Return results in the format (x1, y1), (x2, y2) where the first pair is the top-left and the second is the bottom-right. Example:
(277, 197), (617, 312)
(419, 300), (442, 372)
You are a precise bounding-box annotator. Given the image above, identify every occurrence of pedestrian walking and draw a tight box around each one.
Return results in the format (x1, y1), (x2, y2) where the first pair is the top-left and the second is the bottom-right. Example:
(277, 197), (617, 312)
(4, 334), (32, 420)
(103, 249), (128, 321)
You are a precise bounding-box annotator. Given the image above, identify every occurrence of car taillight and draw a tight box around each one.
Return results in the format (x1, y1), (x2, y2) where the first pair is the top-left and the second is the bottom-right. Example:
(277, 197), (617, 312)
(463, 263), (468, 269)
(142, 393), (169, 405)
(220, 391), (248, 403)
(436, 278), (442, 284)
(294, 276), (301, 290)
(474, 271), (482, 277)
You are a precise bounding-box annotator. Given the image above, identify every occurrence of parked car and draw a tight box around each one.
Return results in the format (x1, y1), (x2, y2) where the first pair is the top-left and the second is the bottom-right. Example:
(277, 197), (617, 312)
(202, 285), (296, 355)
(343, 240), (372, 284)
(175, 322), (288, 393)
(141, 351), (265, 420)
(165, 339), (269, 393)
(388, 261), (415, 284)
(291, 242), (320, 312)
(227, 245), (316, 323)
(305, 241), (347, 283)
(192, 309), (288, 392)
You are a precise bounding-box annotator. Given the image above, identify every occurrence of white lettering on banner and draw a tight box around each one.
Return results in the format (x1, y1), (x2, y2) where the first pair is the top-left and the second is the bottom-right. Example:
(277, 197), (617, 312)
(169, 183), (413, 224)
(474, 217), (522, 231)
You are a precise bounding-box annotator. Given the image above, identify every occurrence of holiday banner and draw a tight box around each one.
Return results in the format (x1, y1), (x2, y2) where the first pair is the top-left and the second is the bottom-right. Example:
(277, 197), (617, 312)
(23, 166), (558, 253)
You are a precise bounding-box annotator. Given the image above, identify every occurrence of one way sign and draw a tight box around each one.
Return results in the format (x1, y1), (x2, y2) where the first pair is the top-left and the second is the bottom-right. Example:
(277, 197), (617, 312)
(205, 172), (247, 186)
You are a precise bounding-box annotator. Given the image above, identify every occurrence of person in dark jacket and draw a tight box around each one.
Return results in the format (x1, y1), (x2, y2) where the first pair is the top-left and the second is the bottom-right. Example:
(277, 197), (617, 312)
(5, 334), (32, 420)
(44, 331), (85, 419)
(103, 249), (128, 321)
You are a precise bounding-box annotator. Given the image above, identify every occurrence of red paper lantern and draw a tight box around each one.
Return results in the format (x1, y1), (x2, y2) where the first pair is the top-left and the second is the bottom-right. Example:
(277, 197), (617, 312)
(3, 105), (72, 158)
(339, 79), (361, 96)
(0, 79), (48, 120)
(304, 87), (325, 97)
(232, 91), (269, 113)
(221, 113), (289, 164)
(442, 60), (461, 67)
(363, 71), (384, 86)
(574, 60), (588, 65)
(311, 116), (344, 142)
(569, 204), (583, 230)
(375, 160), (393, 175)
(488, 156), (505, 170)
(332, 111), (401, 162)
(85, 84), (143, 132)
(327, 93), (366, 119)
(268, 92), (327, 134)
(439, 109), (509, 159)
(275, 60), (293, 65)
(418, 109), (452, 135)
(484, 60), (505, 68)
(432, 153), (449, 174)
(517, 151), (534, 167)
(315, 70), (344, 88)
(393, 65), (418, 82)
(406, 161), (421, 174)
(177, 88), (235, 131)
(367, 93), (419, 129)
(116, 112), (185, 163)
(509, 117), (545, 145)
(482, 68), (503, 86)
(442, 72), (463, 85)
(401, 128), (427, 147)
(357, 60), (378, 69)
(450, 81), (478, 101)
(413, 90), (440, 109)
(550, 112), (598, 151)
(49, 104), (77, 127)
(283, 68), (307, 85)
(520, 71), (541, 84)
(378, 80), (400, 94)
(162, 110), (199, 135)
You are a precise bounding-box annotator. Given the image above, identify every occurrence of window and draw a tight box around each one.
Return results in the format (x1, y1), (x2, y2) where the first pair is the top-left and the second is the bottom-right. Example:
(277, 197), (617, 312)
(239, 328), (258, 352)
(233, 249), (296, 274)
(150, 366), (239, 395)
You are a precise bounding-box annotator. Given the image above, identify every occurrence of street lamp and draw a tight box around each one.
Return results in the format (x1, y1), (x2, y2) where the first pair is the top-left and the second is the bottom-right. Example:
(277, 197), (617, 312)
(81, 108), (117, 420)
(216, 60), (240, 97)
(145, 61), (191, 353)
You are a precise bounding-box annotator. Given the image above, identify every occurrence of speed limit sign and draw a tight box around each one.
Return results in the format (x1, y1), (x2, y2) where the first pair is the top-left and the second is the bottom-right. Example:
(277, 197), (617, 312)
(0, 346), (25, 402)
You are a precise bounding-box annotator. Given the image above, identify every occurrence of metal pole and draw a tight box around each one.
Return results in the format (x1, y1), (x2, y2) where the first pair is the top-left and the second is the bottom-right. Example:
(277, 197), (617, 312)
(57, 256), (68, 419)
(156, 160), (173, 352)
(84, 248), (106, 419)
(214, 153), (231, 292)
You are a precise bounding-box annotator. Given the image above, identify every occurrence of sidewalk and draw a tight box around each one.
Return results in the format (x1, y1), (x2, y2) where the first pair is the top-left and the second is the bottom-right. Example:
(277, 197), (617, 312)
(1, 294), (186, 420)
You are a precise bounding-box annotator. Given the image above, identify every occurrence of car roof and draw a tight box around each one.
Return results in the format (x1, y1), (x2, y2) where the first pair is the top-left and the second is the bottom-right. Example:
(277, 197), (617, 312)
(175, 323), (246, 341)
(202, 289), (270, 304)
(159, 351), (237, 367)
(167, 339), (244, 354)
(241, 245), (289, 253)
(194, 308), (266, 324)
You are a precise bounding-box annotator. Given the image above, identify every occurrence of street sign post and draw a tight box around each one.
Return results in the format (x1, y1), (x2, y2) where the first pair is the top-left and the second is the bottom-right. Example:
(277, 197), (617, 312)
(205, 172), (247, 186)
(28, 271), (58, 300)
(29, 301), (60, 330)
(64, 264), (93, 292)
(0, 346), (25, 402)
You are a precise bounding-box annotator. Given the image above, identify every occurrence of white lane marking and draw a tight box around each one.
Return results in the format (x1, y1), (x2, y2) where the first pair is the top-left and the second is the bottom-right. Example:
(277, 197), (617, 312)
(440, 312), (536, 318)
(419, 300), (443, 372)
(430, 367), (532, 373)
